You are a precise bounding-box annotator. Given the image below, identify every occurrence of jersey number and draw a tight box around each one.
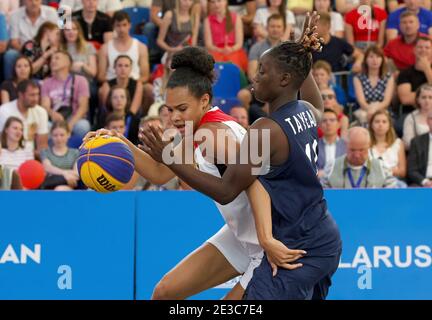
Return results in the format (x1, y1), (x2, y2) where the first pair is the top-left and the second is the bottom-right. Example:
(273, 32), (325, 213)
(305, 139), (318, 165)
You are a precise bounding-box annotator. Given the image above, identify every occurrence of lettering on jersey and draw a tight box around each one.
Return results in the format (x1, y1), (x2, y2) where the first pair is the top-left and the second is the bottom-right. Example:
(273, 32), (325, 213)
(285, 110), (317, 135)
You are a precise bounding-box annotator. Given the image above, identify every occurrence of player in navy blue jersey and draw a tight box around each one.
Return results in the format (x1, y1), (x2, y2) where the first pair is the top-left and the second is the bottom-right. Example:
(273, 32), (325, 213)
(142, 12), (342, 300)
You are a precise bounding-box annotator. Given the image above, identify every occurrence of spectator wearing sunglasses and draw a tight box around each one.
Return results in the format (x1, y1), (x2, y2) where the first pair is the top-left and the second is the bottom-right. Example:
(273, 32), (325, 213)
(319, 88), (349, 140)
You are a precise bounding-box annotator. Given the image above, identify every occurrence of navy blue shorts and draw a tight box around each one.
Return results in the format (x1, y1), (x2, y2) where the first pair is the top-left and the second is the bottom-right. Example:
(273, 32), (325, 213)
(243, 252), (341, 300)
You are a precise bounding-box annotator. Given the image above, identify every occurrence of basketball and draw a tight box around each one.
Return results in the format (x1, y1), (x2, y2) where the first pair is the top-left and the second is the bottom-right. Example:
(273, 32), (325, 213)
(77, 135), (135, 192)
(18, 160), (46, 190)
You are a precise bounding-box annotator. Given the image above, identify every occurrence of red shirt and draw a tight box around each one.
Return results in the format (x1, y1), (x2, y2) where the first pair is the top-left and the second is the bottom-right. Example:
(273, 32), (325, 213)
(384, 33), (428, 70)
(344, 5), (387, 42)
(207, 12), (237, 48)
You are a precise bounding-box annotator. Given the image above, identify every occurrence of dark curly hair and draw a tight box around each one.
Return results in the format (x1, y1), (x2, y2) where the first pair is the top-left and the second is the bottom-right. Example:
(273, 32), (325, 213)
(167, 47), (216, 100)
(268, 41), (313, 89)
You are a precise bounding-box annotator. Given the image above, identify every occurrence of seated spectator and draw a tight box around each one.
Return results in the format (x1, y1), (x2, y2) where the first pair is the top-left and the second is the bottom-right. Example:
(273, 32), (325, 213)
(156, 0), (200, 53)
(312, 60), (347, 106)
(98, 11), (150, 84)
(61, 0), (123, 17)
(369, 110), (407, 184)
(312, 12), (363, 72)
(0, 80), (49, 154)
(0, 164), (22, 190)
(353, 46), (394, 125)
(403, 84), (432, 149)
(397, 36), (432, 113)
(229, 105), (249, 129)
(335, 0), (385, 15)
(41, 51), (90, 146)
(253, 0), (295, 41)
(227, 0), (256, 37)
(98, 86), (140, 145)
(21, 21), (60, 80)
(384, 11), (426, 71)
(60, 18), (98, 125)
(344, 0), (387, 51)
(204, 0), (248, 72)
(4, 0), (58, 80)
(386, 0), (432, 42)
(144, 0), (200, 63)
(72, 0), (114, 49)
(60, 19), (97, 81)
(321, 127), (398, 188)
(0, 116), (34, 171)
(1, 56), (33, 104)
(317, 108), (347, 178)
(407, 110), (432, 187)
(320, 88), (349, 140)
(313, 0), (344, 38)
(237, 14), (284, 120)
(98, 55), (144, 116)
(40, 121), (80, 191)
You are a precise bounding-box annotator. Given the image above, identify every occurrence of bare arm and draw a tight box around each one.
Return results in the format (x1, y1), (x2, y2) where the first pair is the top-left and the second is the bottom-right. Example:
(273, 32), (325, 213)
(97, 44), (109, 83)
(191, 2), (201, 46)
(0, 90), (10, 104)
(82, 54), (97, 78)
(130, 80), (144, 115)
(138, 43), (150, 83)
(43, 158), (69, 176)
(35, 134), (49, 153)
(82, 129), (176, 185)
(378, 20), (386, 48)
(156, 11), (176, 52)
(247, 60), (258, 82)
(393, 140), (407, 178)
(103, 32), (113, 43)
(397, 83), (416, 106)
(151, 5), (163, 27)
(231, 14), (244, 51)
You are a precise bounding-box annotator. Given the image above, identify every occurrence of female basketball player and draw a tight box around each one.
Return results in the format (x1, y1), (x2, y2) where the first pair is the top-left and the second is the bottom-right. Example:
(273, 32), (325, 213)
(141, 11), (342, 299)
(83, 14), (323, 300)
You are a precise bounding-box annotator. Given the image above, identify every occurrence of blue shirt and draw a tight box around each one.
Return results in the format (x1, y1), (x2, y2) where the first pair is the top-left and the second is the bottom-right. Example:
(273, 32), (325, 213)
(386, 7), (432, 35)
(0, 13), (8, 41)
(258, 100), (341, 257)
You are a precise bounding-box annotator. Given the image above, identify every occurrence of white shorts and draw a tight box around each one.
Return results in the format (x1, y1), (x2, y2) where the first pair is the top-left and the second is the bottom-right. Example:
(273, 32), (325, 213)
(207, 225), (263, 289)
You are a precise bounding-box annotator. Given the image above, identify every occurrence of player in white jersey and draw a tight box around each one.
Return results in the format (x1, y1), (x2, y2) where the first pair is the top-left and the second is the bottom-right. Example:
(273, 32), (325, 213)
(83, 47), (305, 299)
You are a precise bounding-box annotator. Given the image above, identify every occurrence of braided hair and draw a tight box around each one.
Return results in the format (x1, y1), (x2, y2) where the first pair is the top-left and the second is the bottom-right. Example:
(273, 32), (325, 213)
(267, 22), (322, 89)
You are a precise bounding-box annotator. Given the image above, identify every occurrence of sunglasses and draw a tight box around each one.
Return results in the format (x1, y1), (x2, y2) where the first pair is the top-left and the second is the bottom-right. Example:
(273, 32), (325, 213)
(321, 94), (335, 100)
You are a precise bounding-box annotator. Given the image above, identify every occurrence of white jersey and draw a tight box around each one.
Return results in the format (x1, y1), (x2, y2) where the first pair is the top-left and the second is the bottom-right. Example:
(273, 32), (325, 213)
(194, 107), (262, 257)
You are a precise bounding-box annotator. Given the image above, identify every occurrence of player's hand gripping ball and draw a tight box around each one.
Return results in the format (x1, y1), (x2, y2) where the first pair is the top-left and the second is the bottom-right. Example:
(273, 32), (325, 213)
(78, 135), (135, 192)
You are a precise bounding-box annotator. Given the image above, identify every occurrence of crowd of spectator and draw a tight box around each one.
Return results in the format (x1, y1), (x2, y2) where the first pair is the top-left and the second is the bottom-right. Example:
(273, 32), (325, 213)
(0, 0), (432, 191)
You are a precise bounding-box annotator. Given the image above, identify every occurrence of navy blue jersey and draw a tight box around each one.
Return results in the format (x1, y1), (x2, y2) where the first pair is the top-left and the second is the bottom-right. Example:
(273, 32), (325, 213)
(258, 100), (341, 257)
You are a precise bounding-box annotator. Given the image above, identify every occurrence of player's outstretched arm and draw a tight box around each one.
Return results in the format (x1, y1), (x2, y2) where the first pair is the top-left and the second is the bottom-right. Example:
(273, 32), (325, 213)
(81, 129), (176, 185)
(140, 118), (279, 205)
(247, 180), (306, 276)
(296, 11), (325, 121)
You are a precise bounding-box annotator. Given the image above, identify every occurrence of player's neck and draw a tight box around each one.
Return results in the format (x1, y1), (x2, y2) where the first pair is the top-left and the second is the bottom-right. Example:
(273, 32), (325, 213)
(268, 91), (298, 114)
